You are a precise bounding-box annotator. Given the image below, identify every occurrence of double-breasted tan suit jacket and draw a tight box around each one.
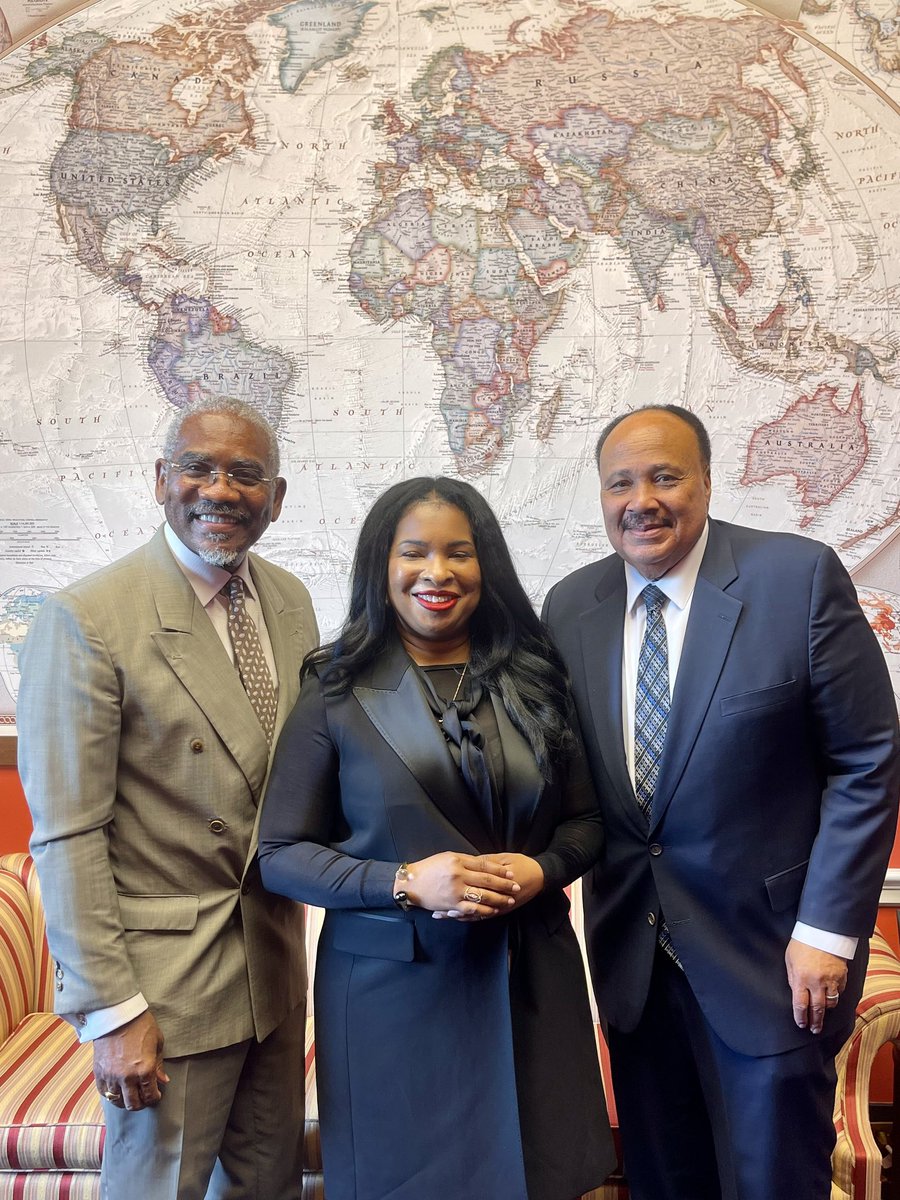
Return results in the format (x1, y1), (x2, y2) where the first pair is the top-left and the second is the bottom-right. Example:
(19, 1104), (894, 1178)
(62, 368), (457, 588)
(17, 525), (318, 1057)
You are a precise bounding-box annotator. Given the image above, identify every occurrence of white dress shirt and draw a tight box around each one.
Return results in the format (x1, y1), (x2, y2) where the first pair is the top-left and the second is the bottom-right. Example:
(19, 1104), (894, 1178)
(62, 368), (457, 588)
(620, 521), (856, 963)
(72, 525), (278, 1042)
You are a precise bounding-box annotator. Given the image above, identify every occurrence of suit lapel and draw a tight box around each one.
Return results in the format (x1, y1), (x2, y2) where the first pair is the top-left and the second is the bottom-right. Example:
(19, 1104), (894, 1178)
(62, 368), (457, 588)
(650, 522), (742, 830)
(353, 642), (496, 853)
(145, 529), (271, 797)
(579, 566), (646, 835)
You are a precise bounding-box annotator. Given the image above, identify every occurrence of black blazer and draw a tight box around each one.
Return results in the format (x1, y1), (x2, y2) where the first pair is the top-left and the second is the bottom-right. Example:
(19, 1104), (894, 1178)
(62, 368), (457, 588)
(543, 519), (900, 1057)
(259, 637), (615, 1200)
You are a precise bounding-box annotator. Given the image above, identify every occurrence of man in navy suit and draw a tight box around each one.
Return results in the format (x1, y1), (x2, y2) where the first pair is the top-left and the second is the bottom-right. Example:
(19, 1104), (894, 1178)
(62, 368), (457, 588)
(543, 405), (900, 1200)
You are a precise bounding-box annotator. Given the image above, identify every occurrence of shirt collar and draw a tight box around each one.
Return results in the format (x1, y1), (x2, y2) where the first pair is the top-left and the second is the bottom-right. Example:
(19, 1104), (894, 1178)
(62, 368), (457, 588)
(624, 521), (710, 615)
(163, 523), (255, 607)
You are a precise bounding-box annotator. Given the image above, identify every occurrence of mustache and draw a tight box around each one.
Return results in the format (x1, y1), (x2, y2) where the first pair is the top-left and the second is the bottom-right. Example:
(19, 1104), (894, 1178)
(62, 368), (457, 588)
(189, 503), (248, 523)
(622, 514), (671, 531)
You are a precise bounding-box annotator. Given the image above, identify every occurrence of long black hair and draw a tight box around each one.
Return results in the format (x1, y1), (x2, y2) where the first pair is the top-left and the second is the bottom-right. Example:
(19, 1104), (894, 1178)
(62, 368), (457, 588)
(307, 477), (573, 776)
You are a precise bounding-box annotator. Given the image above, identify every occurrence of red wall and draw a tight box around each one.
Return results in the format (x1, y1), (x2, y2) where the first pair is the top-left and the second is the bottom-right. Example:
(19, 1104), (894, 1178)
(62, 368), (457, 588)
(0, 766), (30, 855)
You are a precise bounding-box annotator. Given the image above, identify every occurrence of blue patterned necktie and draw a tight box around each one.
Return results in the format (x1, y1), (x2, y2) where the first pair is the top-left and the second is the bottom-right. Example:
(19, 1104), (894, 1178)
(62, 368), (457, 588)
(634, 584), (680, 965)
(634, 584), (669, 821)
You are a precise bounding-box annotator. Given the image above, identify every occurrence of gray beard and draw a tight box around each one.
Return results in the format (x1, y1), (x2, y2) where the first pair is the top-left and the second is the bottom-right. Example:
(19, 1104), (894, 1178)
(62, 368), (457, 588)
(197, 545), (242, 568)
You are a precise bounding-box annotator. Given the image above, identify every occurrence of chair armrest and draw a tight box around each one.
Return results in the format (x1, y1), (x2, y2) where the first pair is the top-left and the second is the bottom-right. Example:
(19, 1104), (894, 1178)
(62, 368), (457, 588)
(0, 865), (37, 1041)
(832, 931), (900, 1200)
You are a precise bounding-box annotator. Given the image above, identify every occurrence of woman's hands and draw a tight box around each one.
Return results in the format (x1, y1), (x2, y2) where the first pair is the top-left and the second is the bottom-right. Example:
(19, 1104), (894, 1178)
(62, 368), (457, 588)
(402, 852), (519, 919)
(401, 851), (544, 921)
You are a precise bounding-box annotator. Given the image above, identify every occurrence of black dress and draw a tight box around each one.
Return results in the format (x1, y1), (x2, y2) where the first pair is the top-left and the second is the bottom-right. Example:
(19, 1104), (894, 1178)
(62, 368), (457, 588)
(259, 639), (615, 1200)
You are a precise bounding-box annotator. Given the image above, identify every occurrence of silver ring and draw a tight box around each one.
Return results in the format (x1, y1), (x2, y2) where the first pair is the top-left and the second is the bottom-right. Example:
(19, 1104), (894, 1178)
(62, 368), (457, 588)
(463, 886), (483, 904)
(103, 1089), (122, 1102)
(826, 993), (840, 1001)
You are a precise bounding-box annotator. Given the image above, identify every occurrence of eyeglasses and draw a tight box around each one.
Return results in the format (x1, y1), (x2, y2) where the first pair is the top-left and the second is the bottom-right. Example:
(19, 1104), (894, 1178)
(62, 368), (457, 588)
(163, 460), (275, 491)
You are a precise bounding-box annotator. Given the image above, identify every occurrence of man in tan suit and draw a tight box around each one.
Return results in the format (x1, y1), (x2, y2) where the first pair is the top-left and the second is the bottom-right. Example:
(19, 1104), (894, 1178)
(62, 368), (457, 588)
(17, 397), (318, 1199)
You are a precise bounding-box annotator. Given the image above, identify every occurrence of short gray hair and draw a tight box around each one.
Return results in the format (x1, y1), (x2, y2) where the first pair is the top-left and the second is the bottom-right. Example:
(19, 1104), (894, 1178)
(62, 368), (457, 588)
(594, 404), (711, 472)
(162, 397), (280, 474)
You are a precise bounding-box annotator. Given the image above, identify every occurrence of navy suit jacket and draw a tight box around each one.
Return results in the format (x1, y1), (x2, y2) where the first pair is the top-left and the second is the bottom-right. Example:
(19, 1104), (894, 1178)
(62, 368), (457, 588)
(543, 519), (900, 1057)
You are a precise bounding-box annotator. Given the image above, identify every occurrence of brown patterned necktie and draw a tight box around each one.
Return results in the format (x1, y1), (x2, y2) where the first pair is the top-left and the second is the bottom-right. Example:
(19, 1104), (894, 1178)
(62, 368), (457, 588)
(221, 576), (278, 745)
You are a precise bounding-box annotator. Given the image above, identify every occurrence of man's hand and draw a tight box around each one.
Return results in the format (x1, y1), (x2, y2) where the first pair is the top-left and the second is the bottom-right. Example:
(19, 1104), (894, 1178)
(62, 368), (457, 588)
(491, 853), (545, 907)
(785, 939), (848, 1034)
(93, 1009), (169, 1110)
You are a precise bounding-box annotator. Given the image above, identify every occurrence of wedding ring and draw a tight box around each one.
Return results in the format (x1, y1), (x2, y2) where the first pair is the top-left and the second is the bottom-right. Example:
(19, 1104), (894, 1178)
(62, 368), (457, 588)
(826, 993), (840, 1001)
(463, 887), (483, 904)
(103, 1089), (122, 1102)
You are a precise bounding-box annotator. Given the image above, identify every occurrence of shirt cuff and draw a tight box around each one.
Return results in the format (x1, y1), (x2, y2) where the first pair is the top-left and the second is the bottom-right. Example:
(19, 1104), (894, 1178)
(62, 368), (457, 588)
(67, 993), (149, 1043)
(792, 921), (858, 961)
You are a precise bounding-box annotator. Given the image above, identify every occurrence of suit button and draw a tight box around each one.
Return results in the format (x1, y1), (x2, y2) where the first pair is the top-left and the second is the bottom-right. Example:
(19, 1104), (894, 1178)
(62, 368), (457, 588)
(55, 966), (63, 979)
(649, 843), (663, 856)
(56, 981), (64, 991)
(647, 913), (657, 926)
(241, 883), (251, 895)
(190, 739), (204, 753)
(76, 1012), (86, 1026)
(208, 819), (228, 834)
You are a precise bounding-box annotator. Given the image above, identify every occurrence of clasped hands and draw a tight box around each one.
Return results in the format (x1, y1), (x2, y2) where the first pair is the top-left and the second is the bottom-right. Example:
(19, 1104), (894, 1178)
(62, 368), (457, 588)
(401, 851), (544, 921)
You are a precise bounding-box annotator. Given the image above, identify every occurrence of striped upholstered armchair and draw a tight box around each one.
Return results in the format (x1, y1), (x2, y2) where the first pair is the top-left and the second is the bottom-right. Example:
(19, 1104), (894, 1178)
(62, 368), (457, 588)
(0, 852), (102, 1198)
(832, 931), (900, 1200)
(2, 854), (899, 1200)
(0, 852), (325, 1200)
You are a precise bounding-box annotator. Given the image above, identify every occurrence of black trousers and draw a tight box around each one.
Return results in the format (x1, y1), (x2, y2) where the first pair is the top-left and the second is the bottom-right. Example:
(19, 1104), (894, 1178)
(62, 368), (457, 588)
(608, 949), (842, 1200)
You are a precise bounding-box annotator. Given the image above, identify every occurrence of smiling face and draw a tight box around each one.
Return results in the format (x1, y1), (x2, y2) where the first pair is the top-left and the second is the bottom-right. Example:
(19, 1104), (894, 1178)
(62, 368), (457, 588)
(387, 498), (482, 664)
(599, 410), (711, 580)
(154, 411), (286, 569)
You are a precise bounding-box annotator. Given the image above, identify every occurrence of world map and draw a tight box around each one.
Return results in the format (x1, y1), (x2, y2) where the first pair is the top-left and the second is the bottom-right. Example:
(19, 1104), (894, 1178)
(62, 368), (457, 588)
(0, 0), (899, 722)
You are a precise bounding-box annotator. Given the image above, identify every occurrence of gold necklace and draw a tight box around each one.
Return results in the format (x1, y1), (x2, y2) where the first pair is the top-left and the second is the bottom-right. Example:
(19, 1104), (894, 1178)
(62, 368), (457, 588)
(435, 663), (469, 729)
(451, 661), (468, 704)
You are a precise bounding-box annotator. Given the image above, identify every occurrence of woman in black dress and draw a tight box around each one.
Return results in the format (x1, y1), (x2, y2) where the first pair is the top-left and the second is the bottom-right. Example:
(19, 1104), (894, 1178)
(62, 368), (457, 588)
(259, 476), (614, 1200)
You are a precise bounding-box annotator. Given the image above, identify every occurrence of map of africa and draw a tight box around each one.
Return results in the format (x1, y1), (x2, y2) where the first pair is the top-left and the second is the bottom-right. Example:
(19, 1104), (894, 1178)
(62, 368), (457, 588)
(0, 0), (898, 722)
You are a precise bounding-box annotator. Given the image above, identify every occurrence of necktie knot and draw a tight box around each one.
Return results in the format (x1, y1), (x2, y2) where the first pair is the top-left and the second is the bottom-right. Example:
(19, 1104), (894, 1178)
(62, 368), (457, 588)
(641, 583), (665, 618)
(223, 576), (244, 605)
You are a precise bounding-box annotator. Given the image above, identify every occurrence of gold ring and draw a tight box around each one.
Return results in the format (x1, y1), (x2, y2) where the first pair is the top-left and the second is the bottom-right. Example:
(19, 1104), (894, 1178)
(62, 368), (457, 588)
(103, 1089), (122, 1102)
(463, 887), (483, 904)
